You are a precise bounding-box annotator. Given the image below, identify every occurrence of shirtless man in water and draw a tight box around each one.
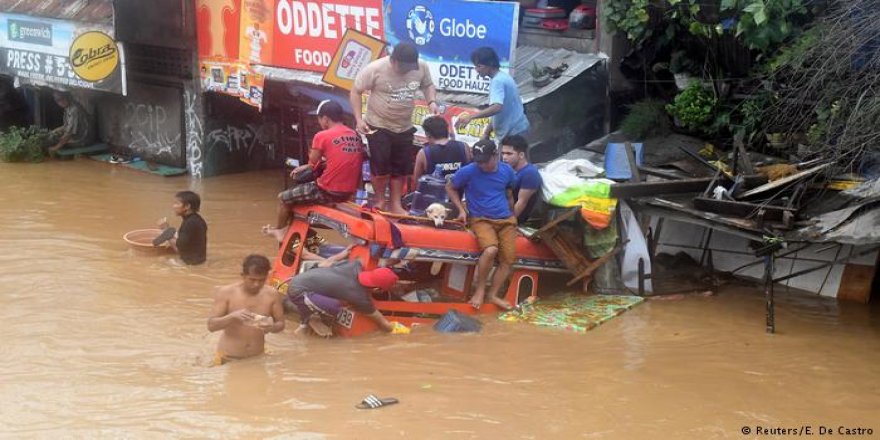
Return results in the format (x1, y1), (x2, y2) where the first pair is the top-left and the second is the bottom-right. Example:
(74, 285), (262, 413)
(207, 254), (285, 364)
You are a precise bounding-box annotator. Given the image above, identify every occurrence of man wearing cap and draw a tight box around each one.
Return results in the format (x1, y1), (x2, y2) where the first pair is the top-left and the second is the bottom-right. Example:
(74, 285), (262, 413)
(350, 42), (438, 215)
(263, 100), (365, 242)
(455, 47), (529, 146)
(285, 261), (405, 335)
(446, 139), (518, 310)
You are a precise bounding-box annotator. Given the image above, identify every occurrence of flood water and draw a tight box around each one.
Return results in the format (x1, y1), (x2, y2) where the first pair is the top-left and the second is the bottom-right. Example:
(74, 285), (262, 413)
(1, 160), (879, 439)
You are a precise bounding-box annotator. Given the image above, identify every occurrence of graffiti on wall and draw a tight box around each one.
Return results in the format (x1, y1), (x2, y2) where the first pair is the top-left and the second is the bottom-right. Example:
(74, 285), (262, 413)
(205, 122), (275, 158)
(123, 102), (181, 156)
(184, 90), (204, 179)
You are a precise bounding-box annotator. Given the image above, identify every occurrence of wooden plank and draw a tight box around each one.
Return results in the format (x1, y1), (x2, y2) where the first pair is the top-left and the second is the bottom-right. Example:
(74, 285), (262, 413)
(734, 132), (755, 175)
(693, 197), (796, 221)
(610, 175), (767, 198)
(54, 142), (109, 158)
(836, 264), (877, 304)
(624, 142), (641, 182)
(738, 163), (833, 198)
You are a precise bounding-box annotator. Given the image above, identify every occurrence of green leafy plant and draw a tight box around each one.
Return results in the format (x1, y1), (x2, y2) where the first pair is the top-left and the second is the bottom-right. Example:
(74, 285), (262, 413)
(666, 83), (718, 131)
(529, 62), (548, 79)
(723, 0), (808, 53)
(0, 126), (49, 163)
(601, 0), (652, 43)
(621, 99), (672, 139)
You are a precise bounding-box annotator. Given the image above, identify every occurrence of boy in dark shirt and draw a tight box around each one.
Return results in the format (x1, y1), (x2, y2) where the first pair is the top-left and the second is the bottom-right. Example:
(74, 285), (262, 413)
(158, 191), (207, 265)
(413, 116), (472, 182)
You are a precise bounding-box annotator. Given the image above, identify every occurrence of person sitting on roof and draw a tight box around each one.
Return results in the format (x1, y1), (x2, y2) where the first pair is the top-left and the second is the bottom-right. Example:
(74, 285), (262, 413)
(413, 116), (472, 182)
(446, 140), (518, 310)
(262, 100), (364, 242)
(501, 134), (543, 225)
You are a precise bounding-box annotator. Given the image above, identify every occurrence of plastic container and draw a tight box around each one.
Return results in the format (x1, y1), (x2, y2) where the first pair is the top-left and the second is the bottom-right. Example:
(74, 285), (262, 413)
(433, 309), (482, 333)
(123, 229), (173, 255)
(525, 7), (566, 18)
(604, 142), (644, 180)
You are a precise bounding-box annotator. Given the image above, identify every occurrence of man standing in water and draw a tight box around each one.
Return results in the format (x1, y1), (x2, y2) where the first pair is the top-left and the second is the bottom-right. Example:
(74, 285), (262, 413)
(158, 191), (207, 265)
(208, 255), (285, 364)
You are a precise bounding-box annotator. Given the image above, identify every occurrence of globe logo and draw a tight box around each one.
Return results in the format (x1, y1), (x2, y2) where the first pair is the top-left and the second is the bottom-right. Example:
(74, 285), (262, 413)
(406, 6), (434, 46)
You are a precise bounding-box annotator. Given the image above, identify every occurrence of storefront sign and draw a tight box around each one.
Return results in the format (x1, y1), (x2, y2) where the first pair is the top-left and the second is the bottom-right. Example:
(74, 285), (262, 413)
(322, 28), (386, 91)
(69, 31), (119, 82)
(359, 94), (490, 146)
(273, 0), (384, 72)
(239, 0), (273, 64)
(0, 13), (125, 94)
(200, 59), (266, 110)
(196, 0), (242, 60)
(383, 0), (518, 94)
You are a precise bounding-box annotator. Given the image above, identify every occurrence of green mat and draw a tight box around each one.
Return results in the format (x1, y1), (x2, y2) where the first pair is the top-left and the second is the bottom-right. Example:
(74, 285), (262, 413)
(54, 143), (109, 158)
(89, 154), (187, 177)
(499, 294), (644, 332)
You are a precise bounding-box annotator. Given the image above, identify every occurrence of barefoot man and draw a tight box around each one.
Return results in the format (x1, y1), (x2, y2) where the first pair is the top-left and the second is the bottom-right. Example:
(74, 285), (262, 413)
(447, 140), (517, 310)
(208, 255), (285, 364)
(263, 100), (364, 242)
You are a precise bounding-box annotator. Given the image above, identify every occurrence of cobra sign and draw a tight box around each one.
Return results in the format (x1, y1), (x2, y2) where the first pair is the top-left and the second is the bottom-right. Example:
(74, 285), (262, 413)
(383, 0), (519, 94)
(0, 13), (125, 94)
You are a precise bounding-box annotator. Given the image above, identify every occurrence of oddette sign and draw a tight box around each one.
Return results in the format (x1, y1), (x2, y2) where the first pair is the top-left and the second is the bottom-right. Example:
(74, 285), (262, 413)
(384, 0), (519, 94)
(69, 31), (119, 82)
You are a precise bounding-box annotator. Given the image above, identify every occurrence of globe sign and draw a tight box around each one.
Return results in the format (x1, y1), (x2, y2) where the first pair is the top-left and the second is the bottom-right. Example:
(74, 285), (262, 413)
(406, 6), (435, 46)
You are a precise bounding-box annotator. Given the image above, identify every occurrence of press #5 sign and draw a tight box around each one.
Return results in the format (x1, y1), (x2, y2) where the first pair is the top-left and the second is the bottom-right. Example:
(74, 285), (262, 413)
(69, 31), (119, 82)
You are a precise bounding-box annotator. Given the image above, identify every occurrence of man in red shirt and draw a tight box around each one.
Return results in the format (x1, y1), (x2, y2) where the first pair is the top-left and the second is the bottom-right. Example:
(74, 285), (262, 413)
(263, 100), (364, 242)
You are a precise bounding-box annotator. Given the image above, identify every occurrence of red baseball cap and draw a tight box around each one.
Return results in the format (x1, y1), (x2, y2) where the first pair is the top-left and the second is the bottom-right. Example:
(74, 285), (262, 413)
(358, 267), (398, 291)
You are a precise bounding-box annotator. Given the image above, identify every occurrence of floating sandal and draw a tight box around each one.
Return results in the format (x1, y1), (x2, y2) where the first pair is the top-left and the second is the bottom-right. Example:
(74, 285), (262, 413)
(356, 394), (399, 410)
(152, 227), (176, 247)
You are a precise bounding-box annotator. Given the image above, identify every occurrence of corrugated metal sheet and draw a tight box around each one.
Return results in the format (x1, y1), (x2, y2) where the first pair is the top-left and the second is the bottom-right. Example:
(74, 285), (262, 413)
(252, 64), (325, 87)
(438, 46), (606, 106)
(255, 45), (606, 106)
(0, 0), (113, 25)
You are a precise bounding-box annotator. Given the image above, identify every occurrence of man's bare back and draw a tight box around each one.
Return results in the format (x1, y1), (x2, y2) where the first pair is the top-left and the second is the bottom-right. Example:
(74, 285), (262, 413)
(207, 257), (285, 362)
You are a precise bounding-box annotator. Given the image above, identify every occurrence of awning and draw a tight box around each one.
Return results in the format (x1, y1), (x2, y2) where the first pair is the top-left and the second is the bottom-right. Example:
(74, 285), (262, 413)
(0, 0), (113, 27)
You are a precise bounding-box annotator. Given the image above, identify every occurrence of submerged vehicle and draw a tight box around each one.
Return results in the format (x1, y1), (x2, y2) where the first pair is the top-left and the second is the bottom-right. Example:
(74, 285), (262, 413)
(270, 203), (566, 336)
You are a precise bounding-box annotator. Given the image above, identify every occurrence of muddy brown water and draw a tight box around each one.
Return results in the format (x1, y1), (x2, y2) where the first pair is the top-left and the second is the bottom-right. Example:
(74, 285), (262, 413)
(1, 160), (879, 439)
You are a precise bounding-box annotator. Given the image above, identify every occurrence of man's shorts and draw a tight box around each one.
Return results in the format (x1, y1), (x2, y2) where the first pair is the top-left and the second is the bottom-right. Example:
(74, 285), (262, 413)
(366, 126), (417, 177)
(288, 291), (344, 324)
(469, 216), (518, 265)
(279, 181), (351, 205)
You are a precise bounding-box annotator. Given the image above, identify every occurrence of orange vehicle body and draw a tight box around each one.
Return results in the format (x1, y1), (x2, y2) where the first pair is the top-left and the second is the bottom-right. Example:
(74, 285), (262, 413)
(270, 204), (565, 336)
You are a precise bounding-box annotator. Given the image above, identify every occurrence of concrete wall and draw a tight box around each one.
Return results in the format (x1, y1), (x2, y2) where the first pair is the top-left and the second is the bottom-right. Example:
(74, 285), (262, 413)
(97, 82), (186, 167)
(200, 93), (279, 177)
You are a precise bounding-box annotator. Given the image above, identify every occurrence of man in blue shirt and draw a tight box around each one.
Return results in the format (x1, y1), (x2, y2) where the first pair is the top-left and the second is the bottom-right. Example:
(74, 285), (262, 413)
(501, 135), (543, 225)
(446, 140), (517, 310)
(455, 47), (530, 145)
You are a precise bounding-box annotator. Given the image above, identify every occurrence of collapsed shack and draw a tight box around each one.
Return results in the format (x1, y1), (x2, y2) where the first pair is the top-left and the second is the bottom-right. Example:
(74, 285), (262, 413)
(535, 133), (879, 334)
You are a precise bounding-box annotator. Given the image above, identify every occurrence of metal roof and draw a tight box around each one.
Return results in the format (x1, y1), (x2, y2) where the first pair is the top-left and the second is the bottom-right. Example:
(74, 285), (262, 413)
(0, 0), (113, 25)
(438, 46), (606, 106)
(254, 45), (606, 106)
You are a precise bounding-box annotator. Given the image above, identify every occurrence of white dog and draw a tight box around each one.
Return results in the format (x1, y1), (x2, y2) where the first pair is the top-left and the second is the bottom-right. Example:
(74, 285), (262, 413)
(425, 203), (450, 227)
